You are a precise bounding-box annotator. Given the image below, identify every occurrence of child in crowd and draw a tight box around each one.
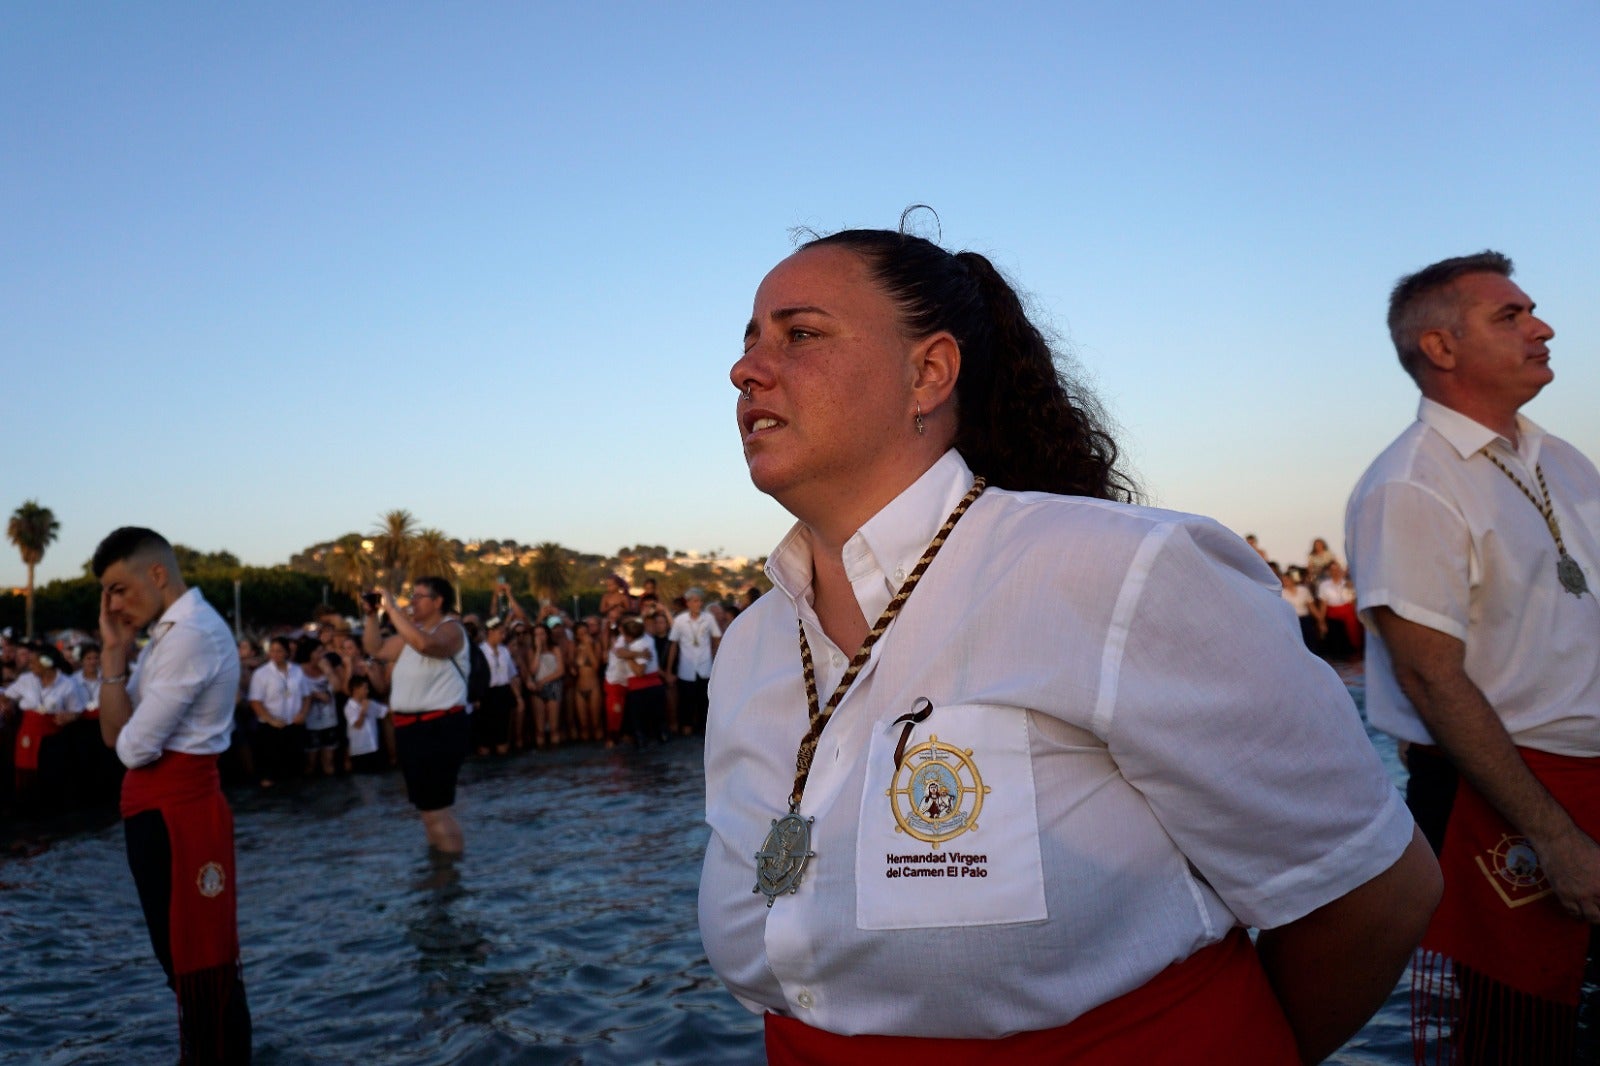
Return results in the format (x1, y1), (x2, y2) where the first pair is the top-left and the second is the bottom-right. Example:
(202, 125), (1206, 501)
(343, 674), (390, 774)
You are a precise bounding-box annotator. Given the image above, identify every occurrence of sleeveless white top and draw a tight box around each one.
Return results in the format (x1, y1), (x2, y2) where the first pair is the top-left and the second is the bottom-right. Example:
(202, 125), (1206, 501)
(389, 618), (469, 712)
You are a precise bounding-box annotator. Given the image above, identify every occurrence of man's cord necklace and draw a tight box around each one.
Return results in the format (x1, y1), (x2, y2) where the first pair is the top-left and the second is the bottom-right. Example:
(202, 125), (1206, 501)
(1483, 450), (1589, 596)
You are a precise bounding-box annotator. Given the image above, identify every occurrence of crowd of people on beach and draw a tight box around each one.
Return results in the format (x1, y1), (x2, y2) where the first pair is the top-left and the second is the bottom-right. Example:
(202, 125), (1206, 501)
(0, 576), (763, 825)
(1250, 535), (1365, 658)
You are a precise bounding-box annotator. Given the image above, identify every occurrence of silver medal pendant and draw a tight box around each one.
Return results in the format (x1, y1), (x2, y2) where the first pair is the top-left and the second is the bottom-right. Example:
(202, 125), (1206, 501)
(754, 811), (815, 906)
(1557, 553), (1588, 596)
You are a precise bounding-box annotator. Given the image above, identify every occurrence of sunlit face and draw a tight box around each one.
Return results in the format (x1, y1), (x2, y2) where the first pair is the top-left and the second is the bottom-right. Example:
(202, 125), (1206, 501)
(99, 557), (169, 630)
(731, 245), (921, 510)
(340, 636), (360, 659)
(1445, 273), (1555, 411)
(409, 585), (443, 623)
(685, 593), (704, 615)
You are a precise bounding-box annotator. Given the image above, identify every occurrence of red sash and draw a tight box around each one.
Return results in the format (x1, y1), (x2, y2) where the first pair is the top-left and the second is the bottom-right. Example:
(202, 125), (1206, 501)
(626, 672), (664, 691)
(14, 710), (61, 771)
(764, 929), (1300, 1065)
(121, 752), (239, 977)
(604, 683), (627, 733)
(392, 705), (464, 728)
(1419, 748), (1597, 1003)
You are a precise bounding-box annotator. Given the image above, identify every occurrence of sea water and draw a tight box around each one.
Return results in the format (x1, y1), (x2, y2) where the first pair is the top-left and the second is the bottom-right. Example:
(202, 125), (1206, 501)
(0, 665), (1413, 1064)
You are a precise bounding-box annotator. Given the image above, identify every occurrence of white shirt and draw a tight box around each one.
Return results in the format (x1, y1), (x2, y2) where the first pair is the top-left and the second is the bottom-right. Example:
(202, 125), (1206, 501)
(344, 697), (389, 756)
(1316, 577), (1355, 607)
(605, 638), (634, 686)
(1346, 398), (1600, 756)
(1280, 583), (1315, 618)
(248, 661), (307, 725)
(302, 669), (338, 731)
(4, 672), (86, 716)
(669, 611), (722, 680)
(389, 619), (469, 713)
(700, 449), (1412, 1039)
(118, 588), (240, 769)
(481, 642), (518, 687)
(629, 635), (660, 675)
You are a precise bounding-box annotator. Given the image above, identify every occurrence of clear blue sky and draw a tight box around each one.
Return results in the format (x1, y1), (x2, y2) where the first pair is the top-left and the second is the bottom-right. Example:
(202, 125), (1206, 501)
(5, 3), (1598, 587)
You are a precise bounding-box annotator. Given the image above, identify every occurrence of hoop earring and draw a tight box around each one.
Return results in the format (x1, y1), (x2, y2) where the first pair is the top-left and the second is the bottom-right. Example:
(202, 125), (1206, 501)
(914, 402), (926, 436)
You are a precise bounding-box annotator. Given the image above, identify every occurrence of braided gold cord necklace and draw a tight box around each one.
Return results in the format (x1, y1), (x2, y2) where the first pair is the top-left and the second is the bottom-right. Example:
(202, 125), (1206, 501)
(1483, 450), (1588, 596)
(753, 477), (986, 905)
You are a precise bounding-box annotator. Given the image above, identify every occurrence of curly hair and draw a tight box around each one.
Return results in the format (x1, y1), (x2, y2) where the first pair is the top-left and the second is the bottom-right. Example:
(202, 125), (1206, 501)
(802, 228), (1137, 502)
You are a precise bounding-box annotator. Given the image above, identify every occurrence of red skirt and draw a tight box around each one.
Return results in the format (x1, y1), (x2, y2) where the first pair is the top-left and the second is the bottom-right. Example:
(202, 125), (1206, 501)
(14, 710), (61, 771)
(121, 752), (240, 977)
(765, 928), (1299, 1065)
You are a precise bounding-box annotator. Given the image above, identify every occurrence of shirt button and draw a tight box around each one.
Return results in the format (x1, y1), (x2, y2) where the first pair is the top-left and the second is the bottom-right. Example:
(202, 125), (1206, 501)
(894, 567), (905, 582)
(831, 653), (844, 667)
(796, 990), (815, 1009)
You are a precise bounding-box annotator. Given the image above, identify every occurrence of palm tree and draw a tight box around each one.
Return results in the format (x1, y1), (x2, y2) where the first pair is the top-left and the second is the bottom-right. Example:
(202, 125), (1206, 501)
(409, 528), (458, 582)
(370, 509), (418, 591)
(530, 541), (571, 604)
(324, 533), (375, 598)
(7, 500), (60, 638)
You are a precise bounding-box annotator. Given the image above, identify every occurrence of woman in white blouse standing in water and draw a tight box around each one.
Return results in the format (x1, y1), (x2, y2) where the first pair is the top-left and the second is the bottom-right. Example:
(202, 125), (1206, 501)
(699, 220), (1442, 1064)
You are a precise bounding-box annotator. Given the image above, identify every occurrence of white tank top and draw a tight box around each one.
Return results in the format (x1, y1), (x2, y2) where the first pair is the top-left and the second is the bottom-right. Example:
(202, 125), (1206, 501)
(389, 619), (470, 712)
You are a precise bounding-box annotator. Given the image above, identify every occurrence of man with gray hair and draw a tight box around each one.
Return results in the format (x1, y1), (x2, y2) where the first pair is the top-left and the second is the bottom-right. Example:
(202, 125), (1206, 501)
(1346, 251), (1600, 1061)
(667, 587), (721, 736)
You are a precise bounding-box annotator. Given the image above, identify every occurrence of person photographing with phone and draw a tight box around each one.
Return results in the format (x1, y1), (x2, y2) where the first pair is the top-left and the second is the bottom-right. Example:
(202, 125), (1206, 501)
(360, 578), (470, 855)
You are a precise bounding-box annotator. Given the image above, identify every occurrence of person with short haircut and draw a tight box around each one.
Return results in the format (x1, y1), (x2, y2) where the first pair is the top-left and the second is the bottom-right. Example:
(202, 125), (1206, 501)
(702, 224), (1439, 1062)
(1347, 250), (1600, 1062)
(342, 674), (390, 773)
(93, 526), (251, 1062)
(476, 617), (521, 756)
(667, 587), (721, 736)
(247, 636), (307, 789)
(362, 577), (470, 854)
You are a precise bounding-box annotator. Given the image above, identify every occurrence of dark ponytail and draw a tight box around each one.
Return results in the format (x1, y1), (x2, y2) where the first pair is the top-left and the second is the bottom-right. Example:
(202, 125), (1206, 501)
(803, 229), (1137, 502)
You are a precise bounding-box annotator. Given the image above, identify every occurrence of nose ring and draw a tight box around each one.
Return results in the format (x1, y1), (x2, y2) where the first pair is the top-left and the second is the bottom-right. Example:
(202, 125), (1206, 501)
(741, 383), (754, 402)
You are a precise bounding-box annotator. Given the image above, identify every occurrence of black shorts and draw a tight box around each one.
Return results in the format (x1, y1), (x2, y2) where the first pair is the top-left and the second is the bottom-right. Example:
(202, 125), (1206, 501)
(394, 710), (470, 812)
(305, 726), (341, 752)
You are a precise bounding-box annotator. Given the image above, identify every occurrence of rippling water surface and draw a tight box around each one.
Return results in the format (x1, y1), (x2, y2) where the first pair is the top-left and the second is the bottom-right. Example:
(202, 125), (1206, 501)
(1, 665), (1418, 1064)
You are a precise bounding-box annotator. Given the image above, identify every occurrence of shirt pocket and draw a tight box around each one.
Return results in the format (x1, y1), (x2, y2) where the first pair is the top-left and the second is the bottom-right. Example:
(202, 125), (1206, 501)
(855, 702), (1048, 930)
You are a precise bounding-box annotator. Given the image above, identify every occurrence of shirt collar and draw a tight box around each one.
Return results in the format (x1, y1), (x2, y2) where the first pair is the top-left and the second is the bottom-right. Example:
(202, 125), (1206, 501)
(149, 586), (203, 644)
(1418, 397), (1547, 465)
(765, 450), (976, 621)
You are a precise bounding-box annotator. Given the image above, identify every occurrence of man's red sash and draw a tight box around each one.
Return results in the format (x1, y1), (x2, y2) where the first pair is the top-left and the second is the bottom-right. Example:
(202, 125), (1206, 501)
(121, 752), (239, 977)
(764, 928), (1300, 1065)
(1412, 748), (1598, 1063)
(1420, 748), (1596, 1003)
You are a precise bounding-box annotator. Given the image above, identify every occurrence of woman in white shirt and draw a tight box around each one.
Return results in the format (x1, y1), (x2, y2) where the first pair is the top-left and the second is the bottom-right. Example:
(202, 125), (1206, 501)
(702, 222), (1441, 1063)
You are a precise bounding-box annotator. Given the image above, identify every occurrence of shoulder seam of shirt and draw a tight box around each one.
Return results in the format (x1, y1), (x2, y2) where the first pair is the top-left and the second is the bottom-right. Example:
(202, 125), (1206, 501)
(1091, 520), (1180, 738)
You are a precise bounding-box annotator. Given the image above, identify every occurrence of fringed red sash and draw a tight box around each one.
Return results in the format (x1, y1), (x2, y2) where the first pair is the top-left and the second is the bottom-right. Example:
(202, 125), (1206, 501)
(765, 928), (1300, 1065)
(14, 711), (61, 771)
(1412, 748), (1598, 1063)
(121, 752), (239, 977)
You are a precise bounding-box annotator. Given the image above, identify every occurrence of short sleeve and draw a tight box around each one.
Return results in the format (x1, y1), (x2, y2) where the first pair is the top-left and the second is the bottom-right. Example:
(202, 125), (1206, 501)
(1104, 520), (1413, 929)
(1347, 480), (1471, 641)
(247, 667), (270, 702)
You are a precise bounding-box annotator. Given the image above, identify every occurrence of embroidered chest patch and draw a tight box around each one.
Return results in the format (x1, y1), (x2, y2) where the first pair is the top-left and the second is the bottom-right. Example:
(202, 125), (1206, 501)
(886, 735), (990, 845)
